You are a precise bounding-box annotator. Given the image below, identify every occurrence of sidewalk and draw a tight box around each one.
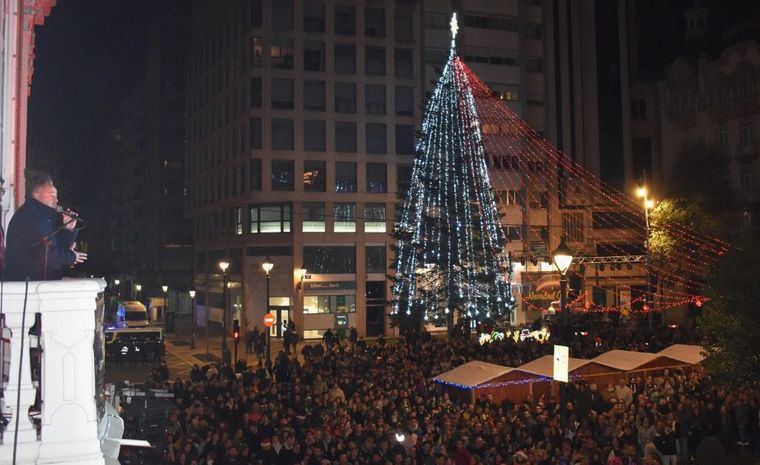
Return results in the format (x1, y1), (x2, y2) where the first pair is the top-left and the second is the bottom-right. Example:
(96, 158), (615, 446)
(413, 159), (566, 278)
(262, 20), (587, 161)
(164, 333), (313, 369)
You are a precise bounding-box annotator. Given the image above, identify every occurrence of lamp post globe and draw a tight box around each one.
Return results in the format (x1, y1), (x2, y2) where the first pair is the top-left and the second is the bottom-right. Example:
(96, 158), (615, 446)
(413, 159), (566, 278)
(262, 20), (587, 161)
(262, 257), (274, 369)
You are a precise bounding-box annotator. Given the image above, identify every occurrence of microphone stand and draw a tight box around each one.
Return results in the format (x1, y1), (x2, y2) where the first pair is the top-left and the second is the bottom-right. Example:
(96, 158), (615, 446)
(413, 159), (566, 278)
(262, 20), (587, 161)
(32, 218), (75, 281)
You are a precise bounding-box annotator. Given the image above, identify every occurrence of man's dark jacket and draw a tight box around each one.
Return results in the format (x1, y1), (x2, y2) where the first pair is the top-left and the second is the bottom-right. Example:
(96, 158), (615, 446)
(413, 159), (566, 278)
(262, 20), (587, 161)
(5, 198), (77, 281)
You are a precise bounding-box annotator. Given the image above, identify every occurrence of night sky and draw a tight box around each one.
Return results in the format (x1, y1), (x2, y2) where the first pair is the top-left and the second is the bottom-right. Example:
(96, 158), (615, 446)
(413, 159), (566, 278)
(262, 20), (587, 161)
(27, 0), (153, 206)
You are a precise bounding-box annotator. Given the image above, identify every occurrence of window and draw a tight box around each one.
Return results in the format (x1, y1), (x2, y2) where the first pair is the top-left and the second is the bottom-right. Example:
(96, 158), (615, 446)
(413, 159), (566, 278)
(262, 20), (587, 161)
(303, 295), (356, 314)
(364, 204), (386, 232)
(235, 207), (244, 235)
(304, 80), (325, 111)
(365, 46), (386, 75)
(562, 212), (584, 242)
(395, 49), (413, 78)
(632, 137), (652, 180)
(271, 78), (294, 109)
(271, 160), (294, 190)
(394, 5), (413, 40)
(270, 39), (294, 69)
(335, 82), (356, 113)
(303, 246), (356, 273)
(335, 162), (357, 193)
(251, 37), (263, 67)
(395, 125), (415, 155)
(365, 84), (386, 114)
(304, 41), (325, 71)
(250, 77), (262, 108)
(303, 160), (326, 192)
(528, 191), (548, 209)
(495, 88), (519, 101)
(496, 189), (518, 206)
(335, 5), (355, 35)
(271, 0), (294, 31)
(303, 202), (325, 232)
(365, 8), (385, 37)
(366, 162), (387, 193)
(249, 118), (262, 149)
(250, 203), (292, 233)
(741, 163), (755, 194)
(335, 44), (356, 74)
(250, 0), (262, 27)
(741, 125), (753, 148)
(631, 98), (647, 119)
(463, 14), (518, 31)
(303, 0), (325, 32)
(366, 124), (387, 154)
(397, 164), (411, 194)
(716, 127), (728, 153)
(334, 203), (356, 232)
(335, 122), (357, 152)
(304, 120), (326, 151)
(249, 159), (262, 191)
(395, 86), (414, 115)
(366, 246), (386, 273)
(272, 119), (294, 150)
(504, 225), (522, 241)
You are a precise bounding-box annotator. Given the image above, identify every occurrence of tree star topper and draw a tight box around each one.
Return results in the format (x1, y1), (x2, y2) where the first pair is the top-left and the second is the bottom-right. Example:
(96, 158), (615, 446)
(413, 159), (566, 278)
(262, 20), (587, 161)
(450, 12), (459, 45)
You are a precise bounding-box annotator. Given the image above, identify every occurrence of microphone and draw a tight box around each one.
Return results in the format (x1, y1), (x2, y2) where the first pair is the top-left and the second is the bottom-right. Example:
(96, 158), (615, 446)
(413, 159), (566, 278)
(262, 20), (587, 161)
(55, 205), (85, 223)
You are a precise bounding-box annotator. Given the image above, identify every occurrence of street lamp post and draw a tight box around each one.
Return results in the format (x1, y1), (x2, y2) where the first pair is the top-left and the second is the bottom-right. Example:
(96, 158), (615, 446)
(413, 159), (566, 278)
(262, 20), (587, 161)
(637, 184), (655, 330)
(114, 279), (120, 299)
(135, 284), (142, 305)
(219, 261), (230, 365)
(162, 285), (169, 325)
(189, 290), (197, 349)
(552, 236), (574, 427)
(262, 256), (274, 369)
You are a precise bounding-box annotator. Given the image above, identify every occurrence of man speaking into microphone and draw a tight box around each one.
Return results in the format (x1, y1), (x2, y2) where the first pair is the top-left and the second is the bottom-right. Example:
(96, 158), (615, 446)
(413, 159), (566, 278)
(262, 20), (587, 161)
(5, 173), (87, 281)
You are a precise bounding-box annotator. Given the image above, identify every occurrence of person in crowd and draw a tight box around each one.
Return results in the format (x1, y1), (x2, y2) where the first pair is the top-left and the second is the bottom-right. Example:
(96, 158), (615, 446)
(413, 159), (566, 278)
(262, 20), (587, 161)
(150, 321), (754, 465)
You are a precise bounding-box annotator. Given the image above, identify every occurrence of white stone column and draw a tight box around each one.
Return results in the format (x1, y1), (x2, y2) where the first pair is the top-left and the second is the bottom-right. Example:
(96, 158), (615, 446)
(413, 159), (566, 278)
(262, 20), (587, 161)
(35, 279), (105, 465)
(0, 279), (106, 465)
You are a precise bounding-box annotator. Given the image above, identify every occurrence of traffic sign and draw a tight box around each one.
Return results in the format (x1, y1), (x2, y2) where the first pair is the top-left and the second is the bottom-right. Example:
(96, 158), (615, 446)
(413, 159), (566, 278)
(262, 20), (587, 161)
(264, 313), (276, 327)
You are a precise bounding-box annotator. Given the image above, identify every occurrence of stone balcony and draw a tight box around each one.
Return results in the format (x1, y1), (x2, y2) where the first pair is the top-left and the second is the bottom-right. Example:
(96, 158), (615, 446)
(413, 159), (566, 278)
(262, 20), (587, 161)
(0, 279), (107, 465)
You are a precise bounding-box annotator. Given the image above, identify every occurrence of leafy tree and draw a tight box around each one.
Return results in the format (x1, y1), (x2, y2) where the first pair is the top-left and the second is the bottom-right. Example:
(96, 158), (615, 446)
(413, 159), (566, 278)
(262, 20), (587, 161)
(700, 230), (760, 385)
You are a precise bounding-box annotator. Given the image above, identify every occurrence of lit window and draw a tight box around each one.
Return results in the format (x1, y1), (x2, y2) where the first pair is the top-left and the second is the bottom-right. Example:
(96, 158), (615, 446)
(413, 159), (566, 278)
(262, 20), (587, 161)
(249, 203), (291, 234)
(303, 202), (325, 232)
(364, 204), (386, 233)
(334, 203), (356, 232)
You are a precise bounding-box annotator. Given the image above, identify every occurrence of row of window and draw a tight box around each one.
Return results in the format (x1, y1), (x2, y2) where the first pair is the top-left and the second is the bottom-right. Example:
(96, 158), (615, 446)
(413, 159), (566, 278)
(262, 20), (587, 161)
(188, 79), (416, 144)
(188, 160), (412, 208)
(303, 245), (386, 274)
(194, 202), (390, 240)
(192, 1), (415, 78)
(252, 41), (416, 76)
(251, 79), (415, 115)
(188, 120), (416, 178)
(495, 189), (549, 209)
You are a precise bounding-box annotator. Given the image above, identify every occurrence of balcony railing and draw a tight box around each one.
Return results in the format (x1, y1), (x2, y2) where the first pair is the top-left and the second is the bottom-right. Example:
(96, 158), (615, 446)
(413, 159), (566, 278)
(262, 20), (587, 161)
(0, 278), (106, 465)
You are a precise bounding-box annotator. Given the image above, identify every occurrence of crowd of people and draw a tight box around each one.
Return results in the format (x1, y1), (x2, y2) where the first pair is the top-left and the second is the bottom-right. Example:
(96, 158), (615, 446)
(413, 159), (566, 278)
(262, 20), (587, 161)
(137, 321), (758, 465)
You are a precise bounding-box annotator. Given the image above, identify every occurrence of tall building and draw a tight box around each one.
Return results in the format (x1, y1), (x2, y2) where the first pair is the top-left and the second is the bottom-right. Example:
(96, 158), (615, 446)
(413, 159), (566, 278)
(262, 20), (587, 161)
(107, 1), (192, 308)
(186, 0), (423, 338)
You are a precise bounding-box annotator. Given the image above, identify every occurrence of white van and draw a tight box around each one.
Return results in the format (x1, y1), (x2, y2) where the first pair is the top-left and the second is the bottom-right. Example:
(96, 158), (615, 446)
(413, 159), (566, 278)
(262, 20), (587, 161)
(117, 301), (150, 328)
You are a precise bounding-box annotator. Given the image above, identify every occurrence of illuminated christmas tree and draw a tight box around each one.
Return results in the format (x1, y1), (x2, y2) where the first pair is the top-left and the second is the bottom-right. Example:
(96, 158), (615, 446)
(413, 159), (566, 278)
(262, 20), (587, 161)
(391, 13), (515, 327)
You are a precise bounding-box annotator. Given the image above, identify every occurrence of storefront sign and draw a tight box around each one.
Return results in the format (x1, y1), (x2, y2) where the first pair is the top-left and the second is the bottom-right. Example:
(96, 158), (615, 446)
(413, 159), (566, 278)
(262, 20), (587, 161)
(304, 281), (356, 291)
(519, 272), (561, 311)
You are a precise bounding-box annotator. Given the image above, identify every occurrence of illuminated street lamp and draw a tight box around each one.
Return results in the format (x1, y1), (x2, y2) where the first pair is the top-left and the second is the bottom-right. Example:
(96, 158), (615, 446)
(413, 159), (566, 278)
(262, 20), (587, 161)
(219, 261), (230, 364)
(189, 290), (197, 349)
(262, 256), (274, 368)
(162, 285), (169, 324)
(114, 279), (120, 298)
(637, 182), (656, 329)
(551, 236), (574, 344)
